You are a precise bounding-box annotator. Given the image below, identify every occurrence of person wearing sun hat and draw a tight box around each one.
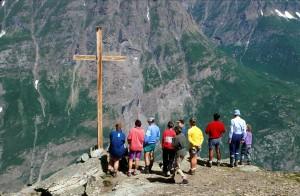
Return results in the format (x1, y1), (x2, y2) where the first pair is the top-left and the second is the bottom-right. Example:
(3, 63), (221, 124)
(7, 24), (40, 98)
(229, 109), (247, 167)
(144, 117), (160, 173)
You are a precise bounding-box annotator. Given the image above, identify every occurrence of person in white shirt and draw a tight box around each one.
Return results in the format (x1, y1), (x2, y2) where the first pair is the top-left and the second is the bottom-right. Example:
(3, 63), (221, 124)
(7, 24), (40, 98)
(228, 109), (247, 167)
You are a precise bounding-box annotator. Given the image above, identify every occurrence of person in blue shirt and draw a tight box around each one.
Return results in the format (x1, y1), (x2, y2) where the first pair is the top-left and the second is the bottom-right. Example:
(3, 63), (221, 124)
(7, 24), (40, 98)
(108, 123), (126, 177)
(144, 117), (160, 173)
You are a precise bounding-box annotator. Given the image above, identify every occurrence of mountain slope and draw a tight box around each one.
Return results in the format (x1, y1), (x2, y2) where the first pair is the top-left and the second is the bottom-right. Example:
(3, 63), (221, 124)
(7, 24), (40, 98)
(191, 0), (300, 83)
(0, 0), (299, 192)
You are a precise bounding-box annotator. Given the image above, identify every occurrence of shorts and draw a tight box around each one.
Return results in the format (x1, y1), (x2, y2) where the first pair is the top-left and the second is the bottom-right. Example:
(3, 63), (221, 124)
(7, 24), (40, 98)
(144, 143), (156, 153)
(129, 151), (142, 160)
(110, 155), (122, 161)
(189, 147), (200, 156)
(208, 138), (221, 149)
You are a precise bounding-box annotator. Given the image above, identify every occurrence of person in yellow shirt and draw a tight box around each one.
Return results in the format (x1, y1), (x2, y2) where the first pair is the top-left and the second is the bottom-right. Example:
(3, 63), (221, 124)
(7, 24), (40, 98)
(188, 118), (204, 175)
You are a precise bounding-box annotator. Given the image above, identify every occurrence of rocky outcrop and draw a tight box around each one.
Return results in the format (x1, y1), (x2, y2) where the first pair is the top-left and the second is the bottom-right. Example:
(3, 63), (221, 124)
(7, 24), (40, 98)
(19, 156), (105, 195)
(13, 155), (300, 196)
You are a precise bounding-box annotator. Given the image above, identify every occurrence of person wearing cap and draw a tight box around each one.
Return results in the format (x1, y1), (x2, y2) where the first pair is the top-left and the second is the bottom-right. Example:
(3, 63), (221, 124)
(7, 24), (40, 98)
(229, 109), (247, 167)
(108, 123), (126, 177)
(144, 117), (160, 173)
(187, 118), (204, 175)
(162, 121), (176, 177)
(177, 119), (187, 136)
(205, 113), (226, 167)
(171, 126), (188, 184)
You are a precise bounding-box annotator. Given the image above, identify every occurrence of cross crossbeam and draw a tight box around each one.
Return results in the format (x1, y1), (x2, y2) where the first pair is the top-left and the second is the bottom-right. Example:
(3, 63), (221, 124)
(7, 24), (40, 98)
(73, 55), (126, 62)
(73, 27), (126, 148)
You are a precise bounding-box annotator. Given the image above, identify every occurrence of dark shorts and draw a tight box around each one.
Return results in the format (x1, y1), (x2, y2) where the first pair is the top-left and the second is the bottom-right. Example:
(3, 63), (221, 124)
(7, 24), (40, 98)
(129, 151), (142, 160)
(144, 143), (156, 153)
(208, 138), (221, 149)
(110, 155), (122, 161)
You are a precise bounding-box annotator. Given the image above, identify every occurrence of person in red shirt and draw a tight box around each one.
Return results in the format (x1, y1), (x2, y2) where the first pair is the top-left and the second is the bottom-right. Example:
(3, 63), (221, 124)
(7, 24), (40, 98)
(127, 119), (145, 176)
(162, 121), (176, 176)
(205, 113), (226, 167)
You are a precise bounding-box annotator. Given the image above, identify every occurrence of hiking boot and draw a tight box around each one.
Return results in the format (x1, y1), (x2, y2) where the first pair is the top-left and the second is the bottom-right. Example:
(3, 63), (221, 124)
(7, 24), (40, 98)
(239, 161), (243, 165)
(230, 157), (234, 167)
(133, 170), (140, 176)
(144, 166), (150, 174)
(170, 178), (176, 183)
(208, 161), (212, 168)
(181, 179), (188, 184)
(234, 161), (238, 167)
(166, 171), (171, 176)
(188, 169), (196, 175)
(112, 172), (117, 177)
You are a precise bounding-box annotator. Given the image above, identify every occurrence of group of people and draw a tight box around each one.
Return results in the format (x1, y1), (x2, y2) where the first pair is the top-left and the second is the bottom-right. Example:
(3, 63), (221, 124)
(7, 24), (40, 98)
(107, 109), (253, 184)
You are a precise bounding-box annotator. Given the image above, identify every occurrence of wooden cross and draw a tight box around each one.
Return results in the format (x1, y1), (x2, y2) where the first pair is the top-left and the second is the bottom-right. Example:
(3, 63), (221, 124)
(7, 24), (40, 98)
(73, 27), (126, 148)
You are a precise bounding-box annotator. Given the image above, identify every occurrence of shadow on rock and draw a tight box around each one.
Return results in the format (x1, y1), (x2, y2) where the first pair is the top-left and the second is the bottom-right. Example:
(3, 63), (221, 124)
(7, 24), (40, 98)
(197, 159), (231, 167)
(100, 155), (109, 173)
(146, 177), (174, 184)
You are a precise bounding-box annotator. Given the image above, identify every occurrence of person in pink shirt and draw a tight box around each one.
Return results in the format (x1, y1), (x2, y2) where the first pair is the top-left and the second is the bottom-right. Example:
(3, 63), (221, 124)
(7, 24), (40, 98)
(127, 119), (145, 176)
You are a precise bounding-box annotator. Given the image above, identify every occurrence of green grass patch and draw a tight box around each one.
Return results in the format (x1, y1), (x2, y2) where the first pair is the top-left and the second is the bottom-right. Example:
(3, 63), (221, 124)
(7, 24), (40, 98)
(142, 65), (162, 92)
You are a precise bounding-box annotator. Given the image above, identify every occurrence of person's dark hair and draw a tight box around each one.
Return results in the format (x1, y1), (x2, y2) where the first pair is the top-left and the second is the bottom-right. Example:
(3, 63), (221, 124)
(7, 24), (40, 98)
(167, 121), (174, 129)
(178, 119), (184, 124)
(174, 126), (182, 134)
(135, 119), (142, 127)
(247, 124), (252, 132)
(213, 113), (220, 121)
(189, 118), (196, 126)
(115, 123), (122, 130)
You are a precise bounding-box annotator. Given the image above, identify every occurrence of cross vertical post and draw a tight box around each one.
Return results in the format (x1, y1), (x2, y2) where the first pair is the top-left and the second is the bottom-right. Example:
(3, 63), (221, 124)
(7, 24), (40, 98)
(73, 27), (126, 149)
(96, 27), (103, 148)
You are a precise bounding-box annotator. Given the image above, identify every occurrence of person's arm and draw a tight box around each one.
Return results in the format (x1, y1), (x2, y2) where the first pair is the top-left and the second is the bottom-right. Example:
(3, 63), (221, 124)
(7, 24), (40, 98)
(121, 132), (126, 144)
(157, 127), (160, 142)
(199, 129), (204, 146)
(172, 136), (178, 149)
(249, 132), (253, 145)
(188, 129), (197, 146)
(205, 124), (210, 135)
(144, 128), (150, 144)
(222, 123), (226, 134)
(161, 131), (165, 147)
(229, 120), (234, 143)
(242, 121), (247, 140)
(109, 132), (113, 142)
(127, 130), (132, 144)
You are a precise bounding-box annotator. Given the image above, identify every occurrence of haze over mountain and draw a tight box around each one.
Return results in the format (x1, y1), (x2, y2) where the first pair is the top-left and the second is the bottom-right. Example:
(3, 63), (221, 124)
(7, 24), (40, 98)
(0, 0), (299, 192)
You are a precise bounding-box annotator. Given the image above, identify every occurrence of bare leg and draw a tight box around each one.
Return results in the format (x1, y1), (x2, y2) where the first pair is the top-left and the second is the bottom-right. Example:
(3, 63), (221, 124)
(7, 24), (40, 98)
(216, 146), (221, 161)
(114, 160), (119, 172)
(108, 159), (114, 172)
(149, 151), (154, 171)
(209, 149), (214, 161)
(135, 159), (140, 173)
(128, 159), (133, 172)
(190, 153), (197, 170)
(144, 152), (150, 167)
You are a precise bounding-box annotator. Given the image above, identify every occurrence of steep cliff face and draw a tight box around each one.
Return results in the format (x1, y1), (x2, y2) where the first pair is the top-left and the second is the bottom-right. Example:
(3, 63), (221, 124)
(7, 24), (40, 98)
(191, 0), (300, 82)
(0, 0), (300, 192)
